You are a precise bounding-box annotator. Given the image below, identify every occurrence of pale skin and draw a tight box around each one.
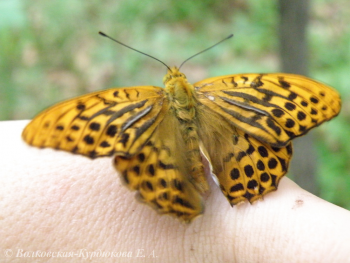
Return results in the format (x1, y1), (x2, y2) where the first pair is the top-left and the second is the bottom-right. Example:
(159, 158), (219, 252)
(1, 120), (350, 263)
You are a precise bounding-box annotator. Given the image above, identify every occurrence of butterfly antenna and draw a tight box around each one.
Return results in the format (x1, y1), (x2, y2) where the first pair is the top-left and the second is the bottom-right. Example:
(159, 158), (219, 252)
(179, 34), (234, 70)
(99, 31), (172, 72)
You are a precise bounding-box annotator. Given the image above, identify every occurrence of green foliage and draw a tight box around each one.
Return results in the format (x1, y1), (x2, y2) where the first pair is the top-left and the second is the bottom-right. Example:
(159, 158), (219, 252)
(1, 0), (349, 208)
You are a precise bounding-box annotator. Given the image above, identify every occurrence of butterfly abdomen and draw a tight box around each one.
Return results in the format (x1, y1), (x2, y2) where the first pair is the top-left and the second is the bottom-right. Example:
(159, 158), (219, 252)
(177, 119), (209, 193)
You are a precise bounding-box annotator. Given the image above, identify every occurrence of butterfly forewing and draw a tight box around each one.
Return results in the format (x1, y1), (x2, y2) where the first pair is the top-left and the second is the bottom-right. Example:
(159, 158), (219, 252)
(195, 73), (341, 147)
(23, 86), (167, 158)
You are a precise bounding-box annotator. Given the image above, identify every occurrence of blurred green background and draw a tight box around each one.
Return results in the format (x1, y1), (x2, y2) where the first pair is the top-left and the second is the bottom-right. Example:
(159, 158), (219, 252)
(1, 0), (349, 208)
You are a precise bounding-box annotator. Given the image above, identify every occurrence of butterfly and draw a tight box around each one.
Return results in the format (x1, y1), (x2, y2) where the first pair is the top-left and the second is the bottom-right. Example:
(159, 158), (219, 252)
(22, 34), (341, 222)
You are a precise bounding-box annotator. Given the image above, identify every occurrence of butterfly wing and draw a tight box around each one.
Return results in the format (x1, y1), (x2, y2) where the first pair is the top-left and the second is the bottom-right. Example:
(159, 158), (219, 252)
(23, 87), (203, 221)
(114, 111), (204, 222)
(195, 73), (341, 147)
(218, 131), (293, 205)
(195, 104), (292, 205)
(195, 73), (340, 205)
(22, 86), (168, 158)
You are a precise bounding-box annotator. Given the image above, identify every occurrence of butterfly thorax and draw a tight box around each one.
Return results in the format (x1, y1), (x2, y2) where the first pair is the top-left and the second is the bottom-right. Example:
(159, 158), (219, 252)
(163, 67), (209, 193)
(163, 67), (198, 121)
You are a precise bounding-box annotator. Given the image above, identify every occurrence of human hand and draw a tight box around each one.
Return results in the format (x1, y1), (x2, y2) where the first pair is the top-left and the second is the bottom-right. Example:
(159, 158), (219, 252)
(1, 120), (350, 263)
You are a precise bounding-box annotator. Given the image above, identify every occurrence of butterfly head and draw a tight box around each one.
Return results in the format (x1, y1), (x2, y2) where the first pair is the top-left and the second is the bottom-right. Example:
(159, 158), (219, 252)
(163, 66), (188, 86)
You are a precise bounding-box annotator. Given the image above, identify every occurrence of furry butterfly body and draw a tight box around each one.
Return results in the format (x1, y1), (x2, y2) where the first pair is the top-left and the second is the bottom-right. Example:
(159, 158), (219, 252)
(22, 66), (341, 222)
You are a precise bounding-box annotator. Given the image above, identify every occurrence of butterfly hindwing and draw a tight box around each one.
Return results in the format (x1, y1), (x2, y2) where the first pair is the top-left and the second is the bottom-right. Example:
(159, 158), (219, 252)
(114, 112), (204, 222)
(217, 130), (293, 205)
(196, 105), (293, 205)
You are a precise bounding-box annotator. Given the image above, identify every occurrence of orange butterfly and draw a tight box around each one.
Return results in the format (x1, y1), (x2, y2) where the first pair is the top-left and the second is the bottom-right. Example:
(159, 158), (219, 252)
(22, 33), (341, 222)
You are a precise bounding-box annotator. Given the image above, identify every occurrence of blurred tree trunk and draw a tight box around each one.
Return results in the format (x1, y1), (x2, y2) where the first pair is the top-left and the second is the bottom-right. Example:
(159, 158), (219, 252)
(278, 0), (319, 195)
